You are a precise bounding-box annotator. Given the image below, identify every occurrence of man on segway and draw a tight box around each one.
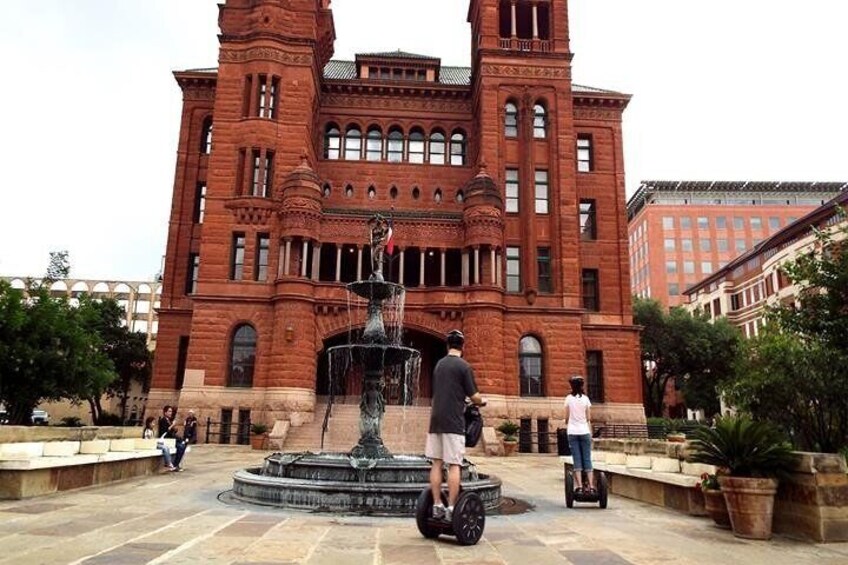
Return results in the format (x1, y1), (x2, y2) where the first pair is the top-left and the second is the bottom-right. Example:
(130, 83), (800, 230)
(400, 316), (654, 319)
(426, 330), (486, 522)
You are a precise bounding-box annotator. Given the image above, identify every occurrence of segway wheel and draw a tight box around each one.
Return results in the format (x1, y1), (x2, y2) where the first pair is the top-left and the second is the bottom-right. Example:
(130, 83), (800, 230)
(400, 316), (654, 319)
(598, 472), (609, 509)
(452, 491), (485, 546)
(415, 488), (442, 539)
(565, 471), (574, 508)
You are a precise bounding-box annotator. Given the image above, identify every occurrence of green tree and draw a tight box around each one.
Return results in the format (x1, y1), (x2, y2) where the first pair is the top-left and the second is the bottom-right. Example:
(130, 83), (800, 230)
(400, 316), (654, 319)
(723, 212), (848, 452)
(634, 297), (742, 418)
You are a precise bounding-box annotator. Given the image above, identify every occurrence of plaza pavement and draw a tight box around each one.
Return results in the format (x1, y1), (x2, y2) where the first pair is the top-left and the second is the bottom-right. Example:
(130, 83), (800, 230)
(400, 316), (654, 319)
(0, 446), (846, 565)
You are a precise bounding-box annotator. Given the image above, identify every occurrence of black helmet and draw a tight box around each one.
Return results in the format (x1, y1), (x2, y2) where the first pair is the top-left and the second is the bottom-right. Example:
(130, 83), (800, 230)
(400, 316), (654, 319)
(446, 329), (465, 349)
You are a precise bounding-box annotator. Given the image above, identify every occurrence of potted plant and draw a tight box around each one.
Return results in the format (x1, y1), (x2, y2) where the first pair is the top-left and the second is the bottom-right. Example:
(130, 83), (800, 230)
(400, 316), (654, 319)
(665, 418), (687, 443)
(496, 421), (520, 456)
(689, 416), (794, 540)
(250, 423), (269, 450)
(699, 473), (731, 529)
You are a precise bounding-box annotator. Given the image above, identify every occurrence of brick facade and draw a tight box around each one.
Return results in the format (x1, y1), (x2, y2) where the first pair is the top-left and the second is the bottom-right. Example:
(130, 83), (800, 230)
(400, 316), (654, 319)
(150, 0), (644, 433)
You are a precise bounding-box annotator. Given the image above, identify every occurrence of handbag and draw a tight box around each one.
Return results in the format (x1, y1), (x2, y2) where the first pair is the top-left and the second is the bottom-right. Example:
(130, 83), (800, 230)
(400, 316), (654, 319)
(156, 433), (168, 449)
(464, 404), (483, 447)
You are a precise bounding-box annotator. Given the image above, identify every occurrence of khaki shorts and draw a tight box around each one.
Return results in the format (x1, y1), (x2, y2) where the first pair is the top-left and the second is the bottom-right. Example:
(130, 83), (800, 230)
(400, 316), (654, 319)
(425, 433), (466, 465)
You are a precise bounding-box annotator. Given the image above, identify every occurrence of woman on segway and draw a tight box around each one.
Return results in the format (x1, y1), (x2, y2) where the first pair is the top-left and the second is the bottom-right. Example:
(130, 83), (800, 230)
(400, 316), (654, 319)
(565, 375), (594, 496)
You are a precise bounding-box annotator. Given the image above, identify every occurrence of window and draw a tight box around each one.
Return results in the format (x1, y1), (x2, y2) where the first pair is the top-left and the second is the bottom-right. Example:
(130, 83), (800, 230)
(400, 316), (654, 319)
(769, 217), (780, 230)
(429, 131), (446, 164)
(701, 261), (713, 275)
(255, 234), (270, 281)
(533, 103), (546, 138)
(450, 131), (466, 165)
(735, 239), (746, 252)
(680, 217), (692, 230)
(505, 102), (518, 138)
(577, 135), (593, 172)
(683, 261), (695, 274)
(366, 127), (382, 161)
(582, 269), (599, 311)
(697, 217), (709, 229)
(506, 246), (520, 292)
(186, 253), (199, 294)
(664, 238), (675, 252)
(324, 124), (341, 159)
(534, 170), (548, 214)
(175, 336), (189, 389)
(433, 188), (442, 203)
(200, 117), (213, 154)
(387, 128), (404, 162)
(666, 261), (677, 274)
(717, 238), (728, 252)
(505, 168), (519, 213)
(194, 183), (206, 223)
(580, 200), (597, 240)
(733, 217), (744, 230)
(231, 233), (246, 280)
(344, 126), (361, 160)
(257, 75), (279, 119)
(537, 247), (552, 293)
(681, 239), (693, 252)
(700, 239), (711, 252)
(716, 216), (727, 229)
(667, 283), (679, 296)
(662, 216), (674, 230)
(586, 351), (604, 402)
(519, 336), (543, 397)
(408, 128), (425, 163)
(229, 324), (256, 387)
(261, 151), (274, 197)
(750, 217), (762, 230)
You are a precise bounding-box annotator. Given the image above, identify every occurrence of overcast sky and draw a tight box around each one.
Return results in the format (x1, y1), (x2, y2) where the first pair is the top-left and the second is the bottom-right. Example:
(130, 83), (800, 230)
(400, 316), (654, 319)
(1, 0), (846, 280)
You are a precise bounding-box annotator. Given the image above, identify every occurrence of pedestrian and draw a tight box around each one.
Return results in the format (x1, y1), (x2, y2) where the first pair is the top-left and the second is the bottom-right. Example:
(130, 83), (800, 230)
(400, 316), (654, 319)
(565, 375), (595, 495)
(426, 330), (486, 522)
(183, 410), (198, 445)
(157, 405), (187, 472)
(142, 416), (155, 439)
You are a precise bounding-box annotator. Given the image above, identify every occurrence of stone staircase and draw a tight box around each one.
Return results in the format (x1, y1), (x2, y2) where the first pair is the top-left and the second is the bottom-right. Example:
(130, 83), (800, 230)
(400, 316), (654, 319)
(283, 403), (433, 454)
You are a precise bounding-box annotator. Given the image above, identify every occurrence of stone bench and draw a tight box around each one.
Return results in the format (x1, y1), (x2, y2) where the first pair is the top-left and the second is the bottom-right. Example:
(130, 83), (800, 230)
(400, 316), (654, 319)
(0, 438), (179, 500)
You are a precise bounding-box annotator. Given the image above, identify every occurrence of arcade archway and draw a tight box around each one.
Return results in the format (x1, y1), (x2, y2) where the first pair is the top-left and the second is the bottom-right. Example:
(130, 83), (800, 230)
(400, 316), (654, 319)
(316, 328), (446, 405)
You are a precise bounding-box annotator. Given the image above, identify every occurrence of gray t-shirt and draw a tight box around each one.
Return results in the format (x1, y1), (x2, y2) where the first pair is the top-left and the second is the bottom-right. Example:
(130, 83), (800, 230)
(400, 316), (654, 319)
(429, 355), (478, 434)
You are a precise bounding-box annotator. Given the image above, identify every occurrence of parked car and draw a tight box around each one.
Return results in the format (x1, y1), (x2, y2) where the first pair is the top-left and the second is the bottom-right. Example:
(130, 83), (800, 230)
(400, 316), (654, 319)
(31, 409), (50, 425)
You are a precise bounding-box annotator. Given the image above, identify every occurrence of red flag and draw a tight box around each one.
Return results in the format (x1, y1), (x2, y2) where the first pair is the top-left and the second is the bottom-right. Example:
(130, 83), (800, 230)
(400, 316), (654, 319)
(386, 218), (395, 255)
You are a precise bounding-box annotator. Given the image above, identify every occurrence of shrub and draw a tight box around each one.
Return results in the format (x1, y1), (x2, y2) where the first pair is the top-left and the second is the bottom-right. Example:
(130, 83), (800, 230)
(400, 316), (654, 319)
(496, 420), (520, 441)
(251, 423), (268, 435)
(59, 416), (83, 427)
(96, 412), (124, 426)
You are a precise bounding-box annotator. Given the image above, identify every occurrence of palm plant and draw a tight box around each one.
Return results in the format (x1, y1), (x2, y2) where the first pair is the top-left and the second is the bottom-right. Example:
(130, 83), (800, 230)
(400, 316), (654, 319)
(496, 420), (520, 441)
(689, 416), (794, 477)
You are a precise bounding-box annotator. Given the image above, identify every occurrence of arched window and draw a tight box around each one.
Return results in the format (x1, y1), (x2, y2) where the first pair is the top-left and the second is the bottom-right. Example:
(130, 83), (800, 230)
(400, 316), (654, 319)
(387, 127), (404, 162)
(229, 324), (257, 387)
(519, 336), (543, 397)
(200, 117), (213, 154)
(412, 186), (420, 200)
(368, 185), (376, 200)
(322, 183), (331, 198)
(324, 124), (341, 159)
(533, 103), (547, 139)
(504, 103), (518, 138)
(429, 131), (446, 165)
(434, 188), (443, 203)
(450, 131), (467, 165)
(345, 184), (354, 198)
(366, 127), (383, 161)
(344, 125), (361, 160)
(408, 128), (425, 163)
(390, 186), (398, 199)
(455, 190), (464, 203)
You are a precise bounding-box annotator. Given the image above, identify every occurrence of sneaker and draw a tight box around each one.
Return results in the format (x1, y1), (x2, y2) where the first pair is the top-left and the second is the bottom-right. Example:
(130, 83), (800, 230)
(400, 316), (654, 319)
(431, 504), (445, 519)
(444, 506), (454, 522)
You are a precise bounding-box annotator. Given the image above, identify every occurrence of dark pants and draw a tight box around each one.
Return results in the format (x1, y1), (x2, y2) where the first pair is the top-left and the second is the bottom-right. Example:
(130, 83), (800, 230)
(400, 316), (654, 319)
(567, 434), (593, 471)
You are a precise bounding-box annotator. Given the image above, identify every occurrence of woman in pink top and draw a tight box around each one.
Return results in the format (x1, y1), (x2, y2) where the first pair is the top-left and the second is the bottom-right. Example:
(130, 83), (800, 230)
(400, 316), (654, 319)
(564, 375), (595, 494)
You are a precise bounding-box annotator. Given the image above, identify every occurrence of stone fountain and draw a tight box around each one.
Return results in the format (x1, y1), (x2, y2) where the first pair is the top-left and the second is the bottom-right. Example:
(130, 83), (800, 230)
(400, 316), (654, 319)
(232, 214), (501, 515)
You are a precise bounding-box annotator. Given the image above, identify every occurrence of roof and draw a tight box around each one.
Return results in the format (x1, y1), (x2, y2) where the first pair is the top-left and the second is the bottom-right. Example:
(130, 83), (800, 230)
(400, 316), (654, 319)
(356, 50), (439, 61)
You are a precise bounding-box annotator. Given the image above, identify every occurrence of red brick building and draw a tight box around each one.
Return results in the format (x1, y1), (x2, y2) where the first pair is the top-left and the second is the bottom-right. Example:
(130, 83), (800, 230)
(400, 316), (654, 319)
(627, 181), (844, 308)
(150, 0), (644, 437)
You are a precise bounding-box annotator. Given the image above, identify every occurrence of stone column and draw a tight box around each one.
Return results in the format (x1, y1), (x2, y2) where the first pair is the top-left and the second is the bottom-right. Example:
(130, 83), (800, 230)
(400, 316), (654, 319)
(399, 247), (405, 284)
(532, 2), (539, 39)
(462, 250), (469, 286)
(496, 250), (503, 287)
(490, 247), (497, 284)
(356, 246), (363, 281)
(335, 245), (342, 282)
(248, 73), (258, 117)
(510, 0), (517, 37)
(440, 249), (446, 286)
(474, 247), (481, 285)
(278, 241), (285, 277)
(419, 249), (426, 287)
(301, 240), (309, 278)
(283, 238), (292, 276)
(312, 243), (321, 281)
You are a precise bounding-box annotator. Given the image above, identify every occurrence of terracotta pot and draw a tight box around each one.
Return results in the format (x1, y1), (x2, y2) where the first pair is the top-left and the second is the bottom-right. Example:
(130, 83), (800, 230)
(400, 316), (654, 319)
(502, 439), (518, 456)
(718, 475), (778, 540)
(666, 433), (687, 443)
(702, 488), (731, 529)
(250, 433), (267, 450)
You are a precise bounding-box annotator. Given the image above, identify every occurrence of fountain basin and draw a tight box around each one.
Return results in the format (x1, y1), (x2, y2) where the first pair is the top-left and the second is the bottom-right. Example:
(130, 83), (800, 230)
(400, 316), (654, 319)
(232, 452), (502, 515)
(326, 344), (420, 367)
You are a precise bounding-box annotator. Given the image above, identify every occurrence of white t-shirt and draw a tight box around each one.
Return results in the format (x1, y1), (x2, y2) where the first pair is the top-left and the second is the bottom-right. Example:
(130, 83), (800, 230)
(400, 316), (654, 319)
(565, 394), (592, 435)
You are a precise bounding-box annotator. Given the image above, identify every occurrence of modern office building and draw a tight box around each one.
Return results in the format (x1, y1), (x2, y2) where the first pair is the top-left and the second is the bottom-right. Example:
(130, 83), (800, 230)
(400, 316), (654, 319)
(627, 180), (845, 307)
(150, 0), (645, 440)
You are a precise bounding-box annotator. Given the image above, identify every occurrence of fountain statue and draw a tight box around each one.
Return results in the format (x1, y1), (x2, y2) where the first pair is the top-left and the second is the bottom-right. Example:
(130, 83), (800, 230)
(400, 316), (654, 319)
(231, 214), (501, 515)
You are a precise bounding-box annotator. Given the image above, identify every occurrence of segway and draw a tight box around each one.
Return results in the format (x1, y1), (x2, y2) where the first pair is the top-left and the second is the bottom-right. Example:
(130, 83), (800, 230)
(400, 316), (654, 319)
(565, 469), (608, 508)
(415, 487), (485, 546)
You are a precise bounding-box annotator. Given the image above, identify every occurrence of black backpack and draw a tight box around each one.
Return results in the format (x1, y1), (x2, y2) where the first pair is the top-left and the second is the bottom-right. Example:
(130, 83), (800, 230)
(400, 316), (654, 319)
(464, 404), (483, 447)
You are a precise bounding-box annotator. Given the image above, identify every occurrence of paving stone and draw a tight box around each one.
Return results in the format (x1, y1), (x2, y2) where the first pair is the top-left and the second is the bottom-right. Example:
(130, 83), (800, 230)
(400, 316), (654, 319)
(561, 549), (635, 565)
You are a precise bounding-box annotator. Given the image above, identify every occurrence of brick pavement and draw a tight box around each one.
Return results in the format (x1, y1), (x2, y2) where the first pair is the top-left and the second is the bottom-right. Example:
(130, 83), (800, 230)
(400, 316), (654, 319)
(0, 446), (846, 564)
